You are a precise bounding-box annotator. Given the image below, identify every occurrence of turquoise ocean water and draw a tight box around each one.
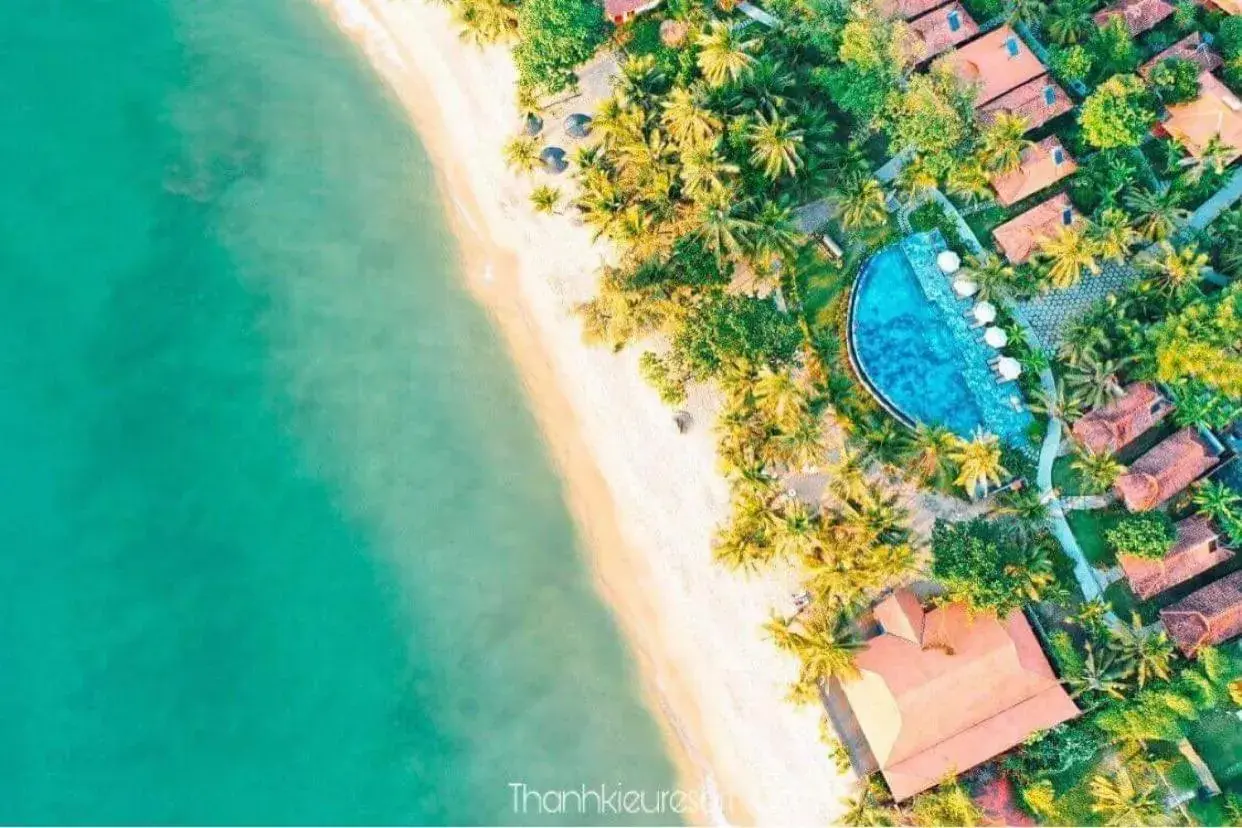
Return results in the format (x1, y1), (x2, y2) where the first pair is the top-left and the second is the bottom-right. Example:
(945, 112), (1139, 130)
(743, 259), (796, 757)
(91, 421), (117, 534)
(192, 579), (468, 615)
(0, 0), (677, 822)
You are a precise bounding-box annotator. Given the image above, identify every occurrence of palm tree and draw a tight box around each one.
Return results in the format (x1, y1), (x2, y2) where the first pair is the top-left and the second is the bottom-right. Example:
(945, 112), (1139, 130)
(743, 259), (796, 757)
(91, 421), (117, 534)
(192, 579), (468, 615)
(1045, 0), (1094, 43)
(950, 432), (1007, 497)
(736, 56), (796, 114)
(894, 153), (939, 206)
(1193, 479), (1242, 523)
(944, 161), (994, 204)
(1125, 183), (1189, 242)
(696, 21), (758, 87)
(660, 86), (721, 146)
(693, 192), (755, 263)
(979, 112), (1033, 174)
(749, 201), (800, 263)
(1088, 765), (1165, 826)
(1030, 378), (1083, 422)
(754, 365), (809, 427)
(749, 110), (805, 180)
(772, 414), (827, 471)
(678, 140), (739, 201)
(769, 500), (821, 560)
(1108, 613), (1175, 688)
(1142, 241), (1208, 296)
(836, 174), (888, 230)
(1091, 207), (1140, 262)
(1005, 543), (1058, 600)
(1038, 224), (1101, 290)
(911, 779), (984, 827)
(529, 185), (561, 214)
(840, 779), (898, 827)
(1178, 134), (1234, 185)
(828, 447), (874, 505)
(899, 423), (959, 489)
(1066, 351), (1130, 411)
(1068, 642), (1131, 702)
(961, 251), (1017, 301)
(452, 0), (519, 45)
(765, 610), (864, 685)
(502, 135), (540, 173)
(1070, 446), (1126, 493)
(1008, 0), (1048, 26)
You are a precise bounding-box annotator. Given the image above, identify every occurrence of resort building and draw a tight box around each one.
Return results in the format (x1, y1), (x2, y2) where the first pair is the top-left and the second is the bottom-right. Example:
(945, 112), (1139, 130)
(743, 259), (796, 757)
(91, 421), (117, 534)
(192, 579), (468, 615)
(1092, 0), (1175, 35)
(1114, 427), (1222, 512)
(1071, 382), (1172, 454)
(979, 75), (1074, 133)
(877, 0), (951, 20)
(1120, 515), (1234, 601)
(1156, 72), (1242, 165)
(938, 26), (1047, 108)
(1160, 570), (1242, 657)
(1139, 33), (1223, 79)
(837, 590), (1080, 801)
(603, 0), (661, 24)
(991, 193), (1079, 264)
(909, 3), (979, 61)
(989, 136), (1077, 207)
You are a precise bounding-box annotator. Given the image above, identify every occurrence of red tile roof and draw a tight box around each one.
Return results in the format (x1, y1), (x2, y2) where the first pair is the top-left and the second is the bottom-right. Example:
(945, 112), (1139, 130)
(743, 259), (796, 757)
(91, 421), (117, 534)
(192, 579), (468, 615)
(1120, 515), (1234, 600)
(1071, 382), (1173, 454)
(1140, 33), (1224, 79)
(1114, 427), (1221, 512)
(840, 591), (1080, 802)
(1093, 0), (1176, 34)
(1160, 570), (1242, 657)
(603, 0), (660, 21)
(910, 3), (979, 61)
(979, 75), (1074, 132)
(1205, 0), (1242, 14)
(1161, 72), (1242, 164)
(877, 0), (952, 20)
(938, 26), (1048, 106)
(992, 193), (1080, 264)
(990, 136), (1077, 206)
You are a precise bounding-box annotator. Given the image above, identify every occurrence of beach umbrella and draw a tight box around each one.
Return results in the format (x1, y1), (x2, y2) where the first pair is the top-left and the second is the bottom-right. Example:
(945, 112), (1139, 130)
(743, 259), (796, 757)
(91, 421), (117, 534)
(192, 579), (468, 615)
(984, 326), (1009, 348)
(937, 250), (961, 274)
(972, 301), (996, 324)
(564, 113), (592, 139)
(952, 278), (979, 298)
(997, 356), (1022, 380)
(540, 146), (568, 174)
(523, 113), (543, 137)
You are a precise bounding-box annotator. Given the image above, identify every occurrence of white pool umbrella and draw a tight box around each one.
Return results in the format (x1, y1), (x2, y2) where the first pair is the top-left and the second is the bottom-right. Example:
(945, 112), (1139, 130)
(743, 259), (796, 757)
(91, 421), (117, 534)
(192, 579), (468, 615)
(973, 301), (997, 324)
(953, 278), (979, 297)
(984, 326), (1009, 348)
(997, 356), (1022, 380)
(937, 250), (961, 274)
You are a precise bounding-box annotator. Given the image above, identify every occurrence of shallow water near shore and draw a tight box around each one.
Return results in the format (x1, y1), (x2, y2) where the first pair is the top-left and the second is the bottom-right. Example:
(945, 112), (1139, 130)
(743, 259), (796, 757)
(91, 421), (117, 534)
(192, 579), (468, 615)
(0, 0), (677, 822)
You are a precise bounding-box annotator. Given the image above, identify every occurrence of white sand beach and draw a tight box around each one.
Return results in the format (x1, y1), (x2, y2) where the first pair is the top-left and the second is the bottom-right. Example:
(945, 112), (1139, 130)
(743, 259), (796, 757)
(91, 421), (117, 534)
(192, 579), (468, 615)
(314, 0), (856, 822)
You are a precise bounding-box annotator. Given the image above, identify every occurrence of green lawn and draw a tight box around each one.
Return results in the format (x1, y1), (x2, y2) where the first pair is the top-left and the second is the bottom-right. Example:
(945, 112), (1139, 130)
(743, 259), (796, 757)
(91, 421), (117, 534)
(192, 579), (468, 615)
(1052, 454), (1088, 497)
(1188, 709), (1242, 788)
(1065, 508), (1119, 568)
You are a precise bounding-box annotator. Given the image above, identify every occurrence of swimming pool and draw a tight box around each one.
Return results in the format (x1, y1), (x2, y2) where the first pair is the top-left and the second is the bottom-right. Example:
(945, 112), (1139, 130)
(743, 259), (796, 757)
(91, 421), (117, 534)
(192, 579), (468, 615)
(849, 232), (1033, 445)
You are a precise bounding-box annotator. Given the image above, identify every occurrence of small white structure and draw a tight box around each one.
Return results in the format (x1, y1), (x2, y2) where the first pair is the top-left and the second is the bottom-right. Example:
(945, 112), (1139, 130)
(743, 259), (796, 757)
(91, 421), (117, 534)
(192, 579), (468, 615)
(997, 356), (1022, 380)
(937, 250), (961, 274)
(984, 326), (1009, 348)
(953, 278), (979, 297)
(972, 301), (997, 325)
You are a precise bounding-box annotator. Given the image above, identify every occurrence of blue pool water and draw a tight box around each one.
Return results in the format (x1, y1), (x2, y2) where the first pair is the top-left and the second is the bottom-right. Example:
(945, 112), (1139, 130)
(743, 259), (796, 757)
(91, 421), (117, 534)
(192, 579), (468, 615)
(850, 233), (1033, 445)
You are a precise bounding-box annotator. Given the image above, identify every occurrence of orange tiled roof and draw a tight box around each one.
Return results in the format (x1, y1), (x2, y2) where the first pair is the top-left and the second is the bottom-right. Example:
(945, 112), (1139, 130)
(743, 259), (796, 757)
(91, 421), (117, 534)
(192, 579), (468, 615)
(909, 3), (979, 61)
(989, 136), (1077, 206)
(979, 75), (1074, 132)
(1120, 515), (1234, 601)
(992, 193), (1079, 264)
(603, 0), (661, 20)
(839, 591), (1080, 802)
(937, 26), (1048, 106)
(1140, 33), (1223, 79)
(1093, 0), (1175, 34)
(876, 0), (951, 20)
(1160, 570), (1242, 657)
(1070, 382), (1173, 454)
(1161, 72), (1242, 164)
(1206, 0), (1242, 14)
(1114, 427), (1220, 512)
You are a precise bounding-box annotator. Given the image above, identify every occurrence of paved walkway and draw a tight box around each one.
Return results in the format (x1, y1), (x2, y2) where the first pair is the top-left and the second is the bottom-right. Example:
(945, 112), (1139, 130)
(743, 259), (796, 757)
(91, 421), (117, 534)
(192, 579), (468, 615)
(1062, 494), (1112, 510)
(736, 2), (780, 27)
(1185, 166), (1242, 234)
